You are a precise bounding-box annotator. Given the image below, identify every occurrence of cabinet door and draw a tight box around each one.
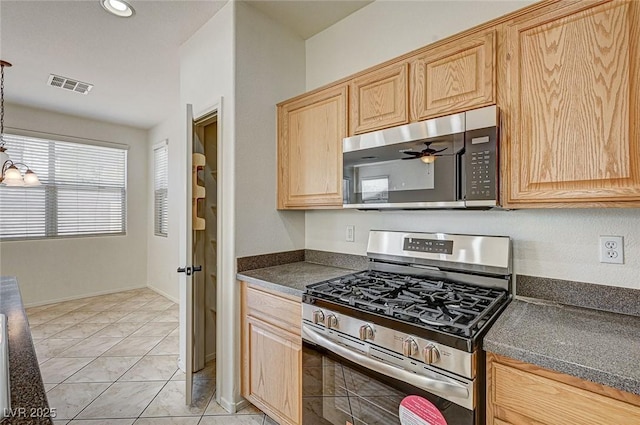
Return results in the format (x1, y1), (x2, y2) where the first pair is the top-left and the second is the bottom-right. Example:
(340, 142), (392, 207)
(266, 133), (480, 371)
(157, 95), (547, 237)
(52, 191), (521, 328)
(350, 62), (409, 134)
(244, 316), (301, 425)
(492, 362), (640, 425)
(504, 0), (640, 206)
(487, 353), (640, 425)
(410, 29), (495, 120)
(278, 85), (347, 209)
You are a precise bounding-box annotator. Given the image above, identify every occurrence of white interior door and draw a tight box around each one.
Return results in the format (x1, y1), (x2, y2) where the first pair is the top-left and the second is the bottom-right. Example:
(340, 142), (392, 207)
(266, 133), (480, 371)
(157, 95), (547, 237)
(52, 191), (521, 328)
(179, 104), (195, 405)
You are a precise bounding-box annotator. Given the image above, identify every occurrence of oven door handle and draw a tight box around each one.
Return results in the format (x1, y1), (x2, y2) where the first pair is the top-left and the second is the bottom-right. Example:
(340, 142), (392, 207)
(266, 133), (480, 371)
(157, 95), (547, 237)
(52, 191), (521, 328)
(302, 325), (470, 401)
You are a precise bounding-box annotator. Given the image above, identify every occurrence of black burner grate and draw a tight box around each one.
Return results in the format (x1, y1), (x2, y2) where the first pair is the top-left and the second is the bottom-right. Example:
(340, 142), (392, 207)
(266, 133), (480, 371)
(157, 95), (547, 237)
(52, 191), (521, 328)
(306, 270), (508, 338)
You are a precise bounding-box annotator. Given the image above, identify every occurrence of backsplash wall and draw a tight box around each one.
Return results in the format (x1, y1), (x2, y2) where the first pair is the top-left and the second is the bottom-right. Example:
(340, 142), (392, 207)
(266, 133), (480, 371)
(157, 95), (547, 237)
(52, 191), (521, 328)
(305, 209), (640, 290)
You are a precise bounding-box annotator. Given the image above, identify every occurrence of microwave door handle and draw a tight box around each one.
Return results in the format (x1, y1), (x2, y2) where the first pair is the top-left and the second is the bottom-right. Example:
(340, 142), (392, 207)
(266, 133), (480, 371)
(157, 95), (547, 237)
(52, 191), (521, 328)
(302, 325), (470, 402)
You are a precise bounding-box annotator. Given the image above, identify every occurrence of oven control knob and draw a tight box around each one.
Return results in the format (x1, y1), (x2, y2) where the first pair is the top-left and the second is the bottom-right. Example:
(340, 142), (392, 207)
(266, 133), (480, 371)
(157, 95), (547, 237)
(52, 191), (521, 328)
(423, 344), (441, 364)
(402, 338), (419, 357)
(312, 310), (325, 325)
(359, 324), (375, 341)
(326, 314), (338, 329)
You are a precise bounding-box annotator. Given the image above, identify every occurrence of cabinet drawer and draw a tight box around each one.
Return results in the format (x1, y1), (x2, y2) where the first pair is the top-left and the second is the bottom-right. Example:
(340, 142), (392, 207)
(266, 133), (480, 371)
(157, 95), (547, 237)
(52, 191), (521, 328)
(492, 363), (640, 425)
(242, 283), (301, 335)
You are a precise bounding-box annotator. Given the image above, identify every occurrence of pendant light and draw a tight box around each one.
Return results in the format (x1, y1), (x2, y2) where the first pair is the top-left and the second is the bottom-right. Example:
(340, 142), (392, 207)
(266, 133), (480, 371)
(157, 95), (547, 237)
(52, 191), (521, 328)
(0, 60), (41, 187)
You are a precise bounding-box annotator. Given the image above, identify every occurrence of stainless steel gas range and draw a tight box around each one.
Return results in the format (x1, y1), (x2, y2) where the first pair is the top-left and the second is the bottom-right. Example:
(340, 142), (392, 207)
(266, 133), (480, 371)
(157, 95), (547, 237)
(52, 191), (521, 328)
(301, 230), (512, 425)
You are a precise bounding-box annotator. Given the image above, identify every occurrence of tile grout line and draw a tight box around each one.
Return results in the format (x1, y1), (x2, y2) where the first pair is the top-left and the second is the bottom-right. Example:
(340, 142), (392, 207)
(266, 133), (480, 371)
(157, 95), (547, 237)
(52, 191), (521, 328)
(129, 375), (174, 423)
(38, 289), (176, 422)
(30, 289), (255, 424)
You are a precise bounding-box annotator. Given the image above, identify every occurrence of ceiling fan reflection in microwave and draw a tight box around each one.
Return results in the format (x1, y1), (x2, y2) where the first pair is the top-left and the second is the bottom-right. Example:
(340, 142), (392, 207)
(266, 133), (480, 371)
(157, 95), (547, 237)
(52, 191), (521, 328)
(401, 142), (447, 164)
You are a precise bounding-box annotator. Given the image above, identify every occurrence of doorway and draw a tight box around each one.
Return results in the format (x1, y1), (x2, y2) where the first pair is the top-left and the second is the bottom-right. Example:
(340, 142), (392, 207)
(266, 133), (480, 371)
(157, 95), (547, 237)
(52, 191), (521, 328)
(192, 112), (218, 372)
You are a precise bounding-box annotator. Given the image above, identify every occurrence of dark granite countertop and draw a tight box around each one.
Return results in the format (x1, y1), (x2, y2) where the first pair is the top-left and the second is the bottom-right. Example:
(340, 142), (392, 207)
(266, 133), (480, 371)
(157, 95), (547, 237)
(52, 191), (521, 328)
(237, 261), (359, 297)
(0, 277), (52, 424)
(484, 298), (640, 396)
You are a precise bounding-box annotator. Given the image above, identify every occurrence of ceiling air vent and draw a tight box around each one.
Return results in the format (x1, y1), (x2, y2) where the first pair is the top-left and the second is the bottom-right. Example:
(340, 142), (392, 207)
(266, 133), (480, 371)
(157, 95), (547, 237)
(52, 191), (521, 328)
(47, 74), (93, 95)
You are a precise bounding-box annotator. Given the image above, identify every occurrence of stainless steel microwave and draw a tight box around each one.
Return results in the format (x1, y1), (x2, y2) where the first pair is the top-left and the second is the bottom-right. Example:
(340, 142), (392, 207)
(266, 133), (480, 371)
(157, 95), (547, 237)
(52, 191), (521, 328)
(342, 105), (498, 209)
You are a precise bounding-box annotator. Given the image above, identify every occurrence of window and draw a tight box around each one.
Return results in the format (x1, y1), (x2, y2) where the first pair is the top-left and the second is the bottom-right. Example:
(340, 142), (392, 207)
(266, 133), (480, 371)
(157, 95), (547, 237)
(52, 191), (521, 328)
(0, 132), (127, 240)
(360, 176), (389, 203)
(153, 140), (168, 237)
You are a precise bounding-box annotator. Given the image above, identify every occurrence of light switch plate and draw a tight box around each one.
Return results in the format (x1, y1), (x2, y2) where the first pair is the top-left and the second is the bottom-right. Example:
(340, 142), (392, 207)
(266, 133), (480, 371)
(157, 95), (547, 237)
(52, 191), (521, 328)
(346, 225), (355, 242)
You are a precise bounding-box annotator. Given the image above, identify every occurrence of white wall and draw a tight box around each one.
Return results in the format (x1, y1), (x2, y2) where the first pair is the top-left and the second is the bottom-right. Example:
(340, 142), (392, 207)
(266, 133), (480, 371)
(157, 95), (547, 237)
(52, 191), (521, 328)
(235, 1), (306, 257)
(305, 0), (640, 290)
(0, 103), (148, 305)
(157, 1), (306, 411)
(168, 0), (239, 412)
(148, 0), (236, 361)
(306, 0), (535, 89)
(306, 209), (640, 289)
(147, 109), (181, 302)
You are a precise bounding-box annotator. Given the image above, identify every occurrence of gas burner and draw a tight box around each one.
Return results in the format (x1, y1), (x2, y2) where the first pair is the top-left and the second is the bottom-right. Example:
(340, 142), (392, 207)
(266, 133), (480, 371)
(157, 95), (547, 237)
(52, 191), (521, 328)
(306, 270), (508, 338)
(302, 229), (511, 419)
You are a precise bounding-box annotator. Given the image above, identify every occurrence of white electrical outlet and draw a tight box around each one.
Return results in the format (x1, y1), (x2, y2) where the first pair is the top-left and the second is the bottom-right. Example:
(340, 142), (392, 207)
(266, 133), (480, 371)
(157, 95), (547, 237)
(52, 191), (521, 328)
(346, 225), (355, 242)
(599, 236), (624, 264)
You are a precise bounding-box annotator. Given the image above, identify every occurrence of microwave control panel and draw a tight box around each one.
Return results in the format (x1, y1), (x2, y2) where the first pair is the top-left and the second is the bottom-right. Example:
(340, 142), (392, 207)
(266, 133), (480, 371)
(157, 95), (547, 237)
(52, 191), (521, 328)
(465, 127), (497, 201)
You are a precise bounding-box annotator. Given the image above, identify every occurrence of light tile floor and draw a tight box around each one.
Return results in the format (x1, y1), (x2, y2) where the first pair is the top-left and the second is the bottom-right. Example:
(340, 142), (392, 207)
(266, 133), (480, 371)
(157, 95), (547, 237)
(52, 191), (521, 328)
(26, 288), (277, 425)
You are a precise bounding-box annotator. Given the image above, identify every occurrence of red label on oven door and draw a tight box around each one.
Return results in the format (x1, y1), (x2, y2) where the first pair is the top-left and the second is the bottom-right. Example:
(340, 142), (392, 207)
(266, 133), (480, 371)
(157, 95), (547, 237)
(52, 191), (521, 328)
(399, 395), (448, 425)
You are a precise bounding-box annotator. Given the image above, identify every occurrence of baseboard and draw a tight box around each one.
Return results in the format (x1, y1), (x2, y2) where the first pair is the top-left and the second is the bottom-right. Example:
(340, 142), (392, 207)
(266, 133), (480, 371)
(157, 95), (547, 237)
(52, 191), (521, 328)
(235, 398), (250, 412)
(147, 284), (179, 303)
(218, 395), (248, 414)
(23, 284), (147, 308)
(205, 352), (217, 363)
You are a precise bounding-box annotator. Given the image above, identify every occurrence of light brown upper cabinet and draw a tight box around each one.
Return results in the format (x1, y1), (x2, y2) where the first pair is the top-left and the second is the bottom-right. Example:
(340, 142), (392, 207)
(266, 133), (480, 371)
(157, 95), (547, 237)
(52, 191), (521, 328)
(277, 84), (347, 209)
(410, 29), (496, 121)
(350, 62), (409, 134)
(503, 0), (640, 207)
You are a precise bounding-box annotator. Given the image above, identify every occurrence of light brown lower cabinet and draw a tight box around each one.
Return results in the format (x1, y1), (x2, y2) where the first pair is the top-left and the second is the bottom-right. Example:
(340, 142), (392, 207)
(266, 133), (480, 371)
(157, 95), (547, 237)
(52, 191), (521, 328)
(241, 281), (302, 425)
(487, 352), (640, 425)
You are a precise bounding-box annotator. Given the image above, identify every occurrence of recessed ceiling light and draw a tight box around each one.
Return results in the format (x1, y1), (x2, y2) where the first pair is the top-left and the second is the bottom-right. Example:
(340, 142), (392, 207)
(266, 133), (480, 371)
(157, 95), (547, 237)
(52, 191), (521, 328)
(100, 0), (135, 18)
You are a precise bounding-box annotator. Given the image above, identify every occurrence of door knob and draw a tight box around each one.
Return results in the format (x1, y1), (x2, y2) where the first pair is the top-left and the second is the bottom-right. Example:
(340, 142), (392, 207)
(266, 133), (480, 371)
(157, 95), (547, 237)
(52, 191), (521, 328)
(177, 266), (202, 276)
(177, 266), (192, 276)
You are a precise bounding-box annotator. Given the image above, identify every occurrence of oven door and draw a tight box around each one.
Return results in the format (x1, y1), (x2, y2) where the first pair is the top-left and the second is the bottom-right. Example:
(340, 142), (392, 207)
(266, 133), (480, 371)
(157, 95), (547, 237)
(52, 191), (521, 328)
(302, 330), (476, 425)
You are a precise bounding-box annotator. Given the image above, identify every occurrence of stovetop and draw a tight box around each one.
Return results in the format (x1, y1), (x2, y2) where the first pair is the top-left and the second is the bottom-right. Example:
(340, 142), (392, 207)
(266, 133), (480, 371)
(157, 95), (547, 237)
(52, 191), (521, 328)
(305, 270), (509, 339)
(303, 231), (512, 352)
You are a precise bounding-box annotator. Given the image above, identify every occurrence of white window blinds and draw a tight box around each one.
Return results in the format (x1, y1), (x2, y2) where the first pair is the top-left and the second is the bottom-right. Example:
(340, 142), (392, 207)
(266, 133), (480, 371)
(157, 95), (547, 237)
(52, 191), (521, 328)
(153, 141), (168, 237)
(0, 133), (127, 240)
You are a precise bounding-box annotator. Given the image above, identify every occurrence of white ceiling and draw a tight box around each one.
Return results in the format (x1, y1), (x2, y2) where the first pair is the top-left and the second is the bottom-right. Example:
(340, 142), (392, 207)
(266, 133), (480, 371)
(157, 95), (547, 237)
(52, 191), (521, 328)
(0, 0), (372, 131)
(1, 0), (227, 129)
